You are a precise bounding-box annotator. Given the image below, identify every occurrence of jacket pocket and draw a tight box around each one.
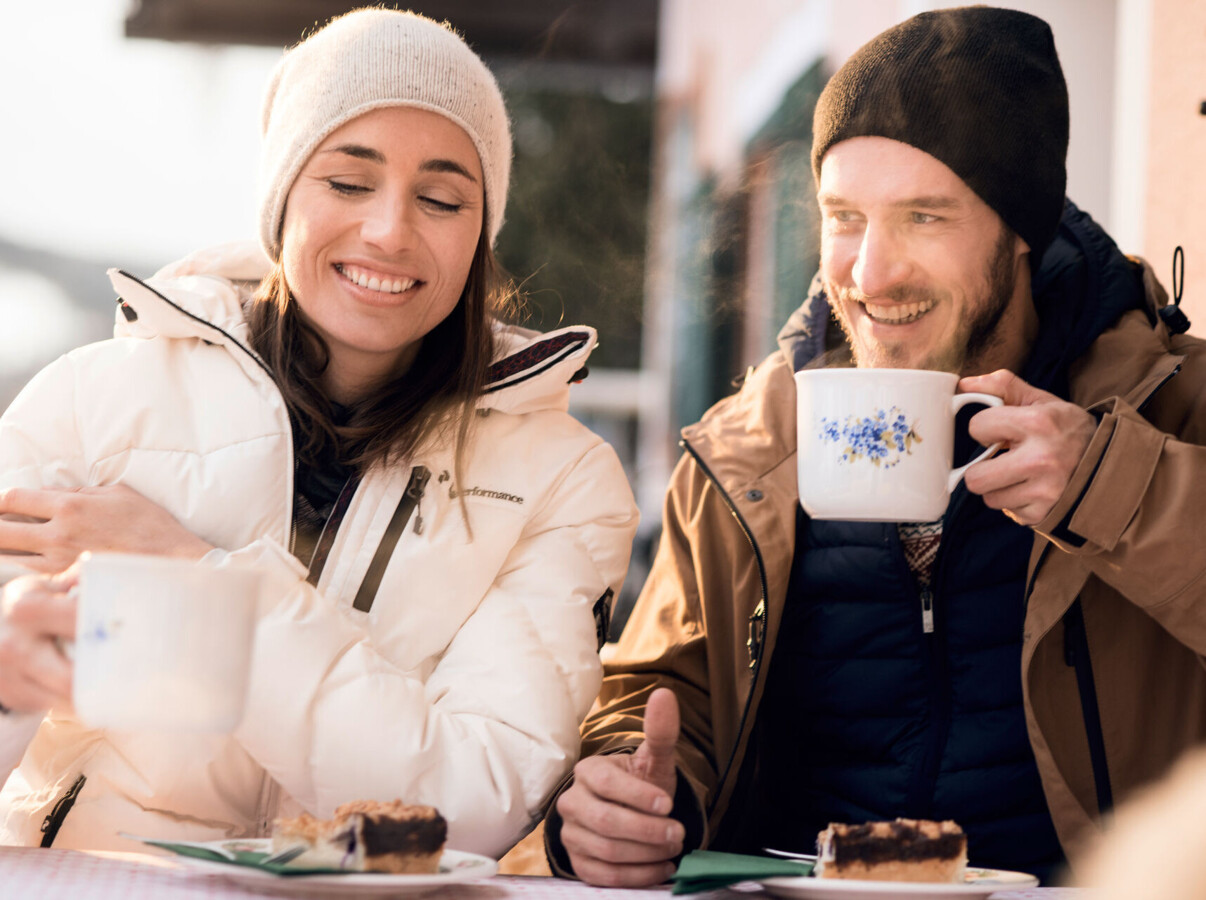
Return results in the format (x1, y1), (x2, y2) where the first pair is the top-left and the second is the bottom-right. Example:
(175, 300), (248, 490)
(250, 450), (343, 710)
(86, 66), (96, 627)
(40, 773), (86, 848)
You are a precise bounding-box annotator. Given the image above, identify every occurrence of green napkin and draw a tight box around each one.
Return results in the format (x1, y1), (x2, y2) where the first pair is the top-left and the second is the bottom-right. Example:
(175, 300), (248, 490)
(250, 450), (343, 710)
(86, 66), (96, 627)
(136, 838), (348, 877)
(671, 849), (813, 894)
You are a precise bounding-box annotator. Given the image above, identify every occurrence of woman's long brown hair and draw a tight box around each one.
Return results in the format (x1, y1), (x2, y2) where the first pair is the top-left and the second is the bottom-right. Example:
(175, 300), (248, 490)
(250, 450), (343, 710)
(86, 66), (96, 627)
(246, 221), (507, 477)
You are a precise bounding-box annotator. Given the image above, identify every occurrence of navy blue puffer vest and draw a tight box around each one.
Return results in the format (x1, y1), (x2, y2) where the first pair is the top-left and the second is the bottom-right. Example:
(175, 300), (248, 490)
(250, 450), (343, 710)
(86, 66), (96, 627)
(750, 483), (1064, 880)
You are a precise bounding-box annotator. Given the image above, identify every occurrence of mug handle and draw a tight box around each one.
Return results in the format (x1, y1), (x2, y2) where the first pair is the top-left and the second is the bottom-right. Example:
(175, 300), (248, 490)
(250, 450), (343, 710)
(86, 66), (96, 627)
(948, 392), (1004, 492)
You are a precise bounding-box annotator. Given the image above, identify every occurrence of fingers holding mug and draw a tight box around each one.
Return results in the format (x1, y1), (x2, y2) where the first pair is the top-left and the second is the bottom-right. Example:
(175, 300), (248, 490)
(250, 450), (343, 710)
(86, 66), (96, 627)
(0, 572), (77, 711)
(959, 371), (1099, 524)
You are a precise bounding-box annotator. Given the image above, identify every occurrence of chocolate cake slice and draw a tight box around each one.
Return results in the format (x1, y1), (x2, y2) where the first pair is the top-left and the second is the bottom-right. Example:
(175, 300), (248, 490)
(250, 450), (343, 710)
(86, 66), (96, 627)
(335, 800), (447, 874)
(271, 800), (447, 874)
(814, 818), (968, 882)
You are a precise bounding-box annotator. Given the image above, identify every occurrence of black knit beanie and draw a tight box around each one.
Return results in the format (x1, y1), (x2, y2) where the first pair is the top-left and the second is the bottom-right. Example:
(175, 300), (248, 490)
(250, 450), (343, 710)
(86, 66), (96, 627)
(811, 6), (1069, 260)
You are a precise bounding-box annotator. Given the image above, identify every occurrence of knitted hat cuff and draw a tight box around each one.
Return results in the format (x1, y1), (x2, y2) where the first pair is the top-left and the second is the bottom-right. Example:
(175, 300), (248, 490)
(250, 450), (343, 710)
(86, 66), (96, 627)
(812, 6), (1068, 259)
(258, 9), (512, 259)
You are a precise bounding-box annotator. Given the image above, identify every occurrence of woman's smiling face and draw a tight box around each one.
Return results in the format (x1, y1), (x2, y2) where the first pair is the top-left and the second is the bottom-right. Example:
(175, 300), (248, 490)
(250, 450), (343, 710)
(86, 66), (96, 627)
(279, 106), (485, 402)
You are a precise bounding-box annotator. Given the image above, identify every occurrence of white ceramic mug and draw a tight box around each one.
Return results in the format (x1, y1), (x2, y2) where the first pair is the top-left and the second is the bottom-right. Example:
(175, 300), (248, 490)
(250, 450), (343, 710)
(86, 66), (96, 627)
(794, 368), (1003, 522)
(73, 552), (262, 733)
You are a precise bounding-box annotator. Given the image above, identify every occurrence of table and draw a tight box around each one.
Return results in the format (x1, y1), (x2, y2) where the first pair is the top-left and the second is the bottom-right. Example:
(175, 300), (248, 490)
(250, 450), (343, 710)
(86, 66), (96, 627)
(0, 846), (1084, 899)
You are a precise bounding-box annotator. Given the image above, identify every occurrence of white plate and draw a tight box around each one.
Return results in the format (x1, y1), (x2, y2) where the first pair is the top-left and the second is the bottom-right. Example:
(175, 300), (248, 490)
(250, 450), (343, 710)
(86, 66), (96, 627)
(158, 838), (498, 897)
(761, 866), (1039, 900)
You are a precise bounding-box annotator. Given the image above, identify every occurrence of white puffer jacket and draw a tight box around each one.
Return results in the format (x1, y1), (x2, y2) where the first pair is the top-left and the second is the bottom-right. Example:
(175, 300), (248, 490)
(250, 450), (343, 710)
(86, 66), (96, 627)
(0, 244), (638, 857)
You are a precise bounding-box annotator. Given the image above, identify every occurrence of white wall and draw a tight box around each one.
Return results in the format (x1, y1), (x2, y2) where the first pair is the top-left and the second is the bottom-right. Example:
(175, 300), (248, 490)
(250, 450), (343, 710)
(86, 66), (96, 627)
(0, 0), (279, 265)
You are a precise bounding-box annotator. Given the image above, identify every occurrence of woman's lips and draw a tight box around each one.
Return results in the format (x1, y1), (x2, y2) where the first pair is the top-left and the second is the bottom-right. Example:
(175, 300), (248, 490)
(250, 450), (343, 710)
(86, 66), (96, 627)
(335, 263), (419, 295)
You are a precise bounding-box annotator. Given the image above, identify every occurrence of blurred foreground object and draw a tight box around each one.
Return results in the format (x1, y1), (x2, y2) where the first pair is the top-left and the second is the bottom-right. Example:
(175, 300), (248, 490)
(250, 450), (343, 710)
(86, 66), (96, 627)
(1078, 746), (1206, 898)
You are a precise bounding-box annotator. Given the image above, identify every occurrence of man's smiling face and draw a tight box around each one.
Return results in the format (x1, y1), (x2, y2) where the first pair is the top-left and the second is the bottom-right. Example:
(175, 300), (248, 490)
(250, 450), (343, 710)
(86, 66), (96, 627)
(817, 136), (1034, 375)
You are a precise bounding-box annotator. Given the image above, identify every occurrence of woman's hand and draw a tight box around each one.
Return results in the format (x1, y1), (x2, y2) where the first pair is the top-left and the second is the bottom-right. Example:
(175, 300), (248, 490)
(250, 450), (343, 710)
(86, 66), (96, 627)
(0, 485), (214, 574)
(0, 568), (77, 712)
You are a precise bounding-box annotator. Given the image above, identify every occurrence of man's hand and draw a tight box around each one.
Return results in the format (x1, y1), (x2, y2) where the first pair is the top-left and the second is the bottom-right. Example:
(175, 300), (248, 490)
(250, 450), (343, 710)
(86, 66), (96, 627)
(0, 568), (77, 712)
(959, 370), (1099, 525)
(0, 485), (214, 574)
(556, 687), (686, 887)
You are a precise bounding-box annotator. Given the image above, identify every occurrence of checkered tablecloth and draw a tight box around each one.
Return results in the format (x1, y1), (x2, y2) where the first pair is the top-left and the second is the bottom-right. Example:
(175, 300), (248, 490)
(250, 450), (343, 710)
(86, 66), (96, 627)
(0, 846), (1085, 899)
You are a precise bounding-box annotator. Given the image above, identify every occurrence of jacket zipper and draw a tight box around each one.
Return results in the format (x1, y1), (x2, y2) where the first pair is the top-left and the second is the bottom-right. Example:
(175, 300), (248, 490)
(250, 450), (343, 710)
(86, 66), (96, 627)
(920, 587), (935, 633)
(40, 774), (86, 848)
(679, 439), (769, 821)
(352, 466), (430, 613)
(1062, 599), (1113, 816)
(900, 520), (952, 817)
(255, 778), (281, 837)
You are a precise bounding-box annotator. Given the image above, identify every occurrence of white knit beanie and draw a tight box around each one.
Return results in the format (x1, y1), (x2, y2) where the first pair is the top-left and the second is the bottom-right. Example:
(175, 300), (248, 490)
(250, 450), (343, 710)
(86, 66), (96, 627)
(258, 7), (512, 260)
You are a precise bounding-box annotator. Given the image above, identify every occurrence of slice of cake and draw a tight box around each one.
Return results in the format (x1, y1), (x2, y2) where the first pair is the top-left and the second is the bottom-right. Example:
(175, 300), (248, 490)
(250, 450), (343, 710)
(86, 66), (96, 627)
(271, 799), (447, 874)
(814, 818), (968, 882)
(335, 800), (447, 874)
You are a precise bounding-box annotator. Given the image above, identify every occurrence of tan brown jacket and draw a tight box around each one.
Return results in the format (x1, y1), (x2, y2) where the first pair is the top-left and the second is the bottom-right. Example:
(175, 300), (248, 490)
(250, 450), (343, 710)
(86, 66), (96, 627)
(578, 262), (1206, 866)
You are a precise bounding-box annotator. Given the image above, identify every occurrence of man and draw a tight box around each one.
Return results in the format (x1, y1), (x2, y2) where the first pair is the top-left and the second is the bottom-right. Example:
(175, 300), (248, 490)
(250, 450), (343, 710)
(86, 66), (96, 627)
(545, 5), (1206, 888)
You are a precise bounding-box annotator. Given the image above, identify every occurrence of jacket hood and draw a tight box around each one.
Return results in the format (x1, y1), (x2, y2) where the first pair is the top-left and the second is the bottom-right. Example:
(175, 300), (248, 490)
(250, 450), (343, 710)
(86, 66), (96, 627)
(1024, 199), (1151, 395)
(776, 199), (1150, 397)
(106, 241), (598, 416)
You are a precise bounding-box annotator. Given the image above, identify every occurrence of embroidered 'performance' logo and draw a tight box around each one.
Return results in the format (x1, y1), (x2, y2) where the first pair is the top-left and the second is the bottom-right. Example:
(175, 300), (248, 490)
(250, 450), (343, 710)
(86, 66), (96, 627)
(449, 485), (525, 505)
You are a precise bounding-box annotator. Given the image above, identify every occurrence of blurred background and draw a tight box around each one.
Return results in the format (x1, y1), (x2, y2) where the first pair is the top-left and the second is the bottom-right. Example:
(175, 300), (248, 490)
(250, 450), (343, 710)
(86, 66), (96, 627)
(2, 0), (1203, 626)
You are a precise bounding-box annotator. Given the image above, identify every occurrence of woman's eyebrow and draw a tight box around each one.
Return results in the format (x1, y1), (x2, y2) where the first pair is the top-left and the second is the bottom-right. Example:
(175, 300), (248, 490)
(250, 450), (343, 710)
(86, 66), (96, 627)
(420, 159), (478, 182)
(321, 143), (385, 163)
(316, 146), (477, 183)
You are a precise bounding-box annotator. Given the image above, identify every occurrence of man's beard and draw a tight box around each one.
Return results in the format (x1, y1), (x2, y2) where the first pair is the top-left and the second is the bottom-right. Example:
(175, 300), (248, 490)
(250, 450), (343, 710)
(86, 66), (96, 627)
(826, 226), (1019, 373)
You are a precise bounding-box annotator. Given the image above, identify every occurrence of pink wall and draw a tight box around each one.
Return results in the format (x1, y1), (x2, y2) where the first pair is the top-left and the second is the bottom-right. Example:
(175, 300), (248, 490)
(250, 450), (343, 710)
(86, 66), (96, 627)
(1144, 0), (1206, 328)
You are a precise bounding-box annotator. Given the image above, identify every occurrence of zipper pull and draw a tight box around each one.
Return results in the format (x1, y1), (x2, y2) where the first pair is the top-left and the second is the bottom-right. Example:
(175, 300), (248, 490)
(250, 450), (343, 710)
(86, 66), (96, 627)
(409, 466), (431, 534)
(41, 773), (86, 847)
(747, 600), (766, 668)
(920, 587), (935, 634)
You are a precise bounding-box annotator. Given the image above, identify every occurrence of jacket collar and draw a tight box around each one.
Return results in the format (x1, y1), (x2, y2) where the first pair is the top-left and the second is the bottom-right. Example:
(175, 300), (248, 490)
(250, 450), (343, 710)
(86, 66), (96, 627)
(480, 324), (597, 415)
(680, 351), (798, 501)
(106, 242), (600, 417)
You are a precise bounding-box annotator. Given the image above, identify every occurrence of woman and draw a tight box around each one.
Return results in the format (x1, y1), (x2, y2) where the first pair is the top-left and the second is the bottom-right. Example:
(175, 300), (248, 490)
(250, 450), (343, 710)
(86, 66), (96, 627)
(0, 9), (637, 857)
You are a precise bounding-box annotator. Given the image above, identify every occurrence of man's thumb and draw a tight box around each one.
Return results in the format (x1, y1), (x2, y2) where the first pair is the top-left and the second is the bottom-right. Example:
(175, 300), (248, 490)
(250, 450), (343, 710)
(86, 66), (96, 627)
(631, 687), (680, 787)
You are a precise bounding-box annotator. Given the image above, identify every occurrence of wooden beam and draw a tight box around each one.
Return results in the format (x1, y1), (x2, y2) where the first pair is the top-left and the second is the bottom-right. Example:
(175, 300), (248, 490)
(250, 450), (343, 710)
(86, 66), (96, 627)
(124, 0), (658, 66)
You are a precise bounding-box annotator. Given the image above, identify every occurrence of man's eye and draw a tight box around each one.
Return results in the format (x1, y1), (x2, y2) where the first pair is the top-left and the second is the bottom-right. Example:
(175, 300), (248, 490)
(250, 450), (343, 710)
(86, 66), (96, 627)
(326, 180), (368, 195)
(824, 210), (862, 230)
(911, 212), (938, 224)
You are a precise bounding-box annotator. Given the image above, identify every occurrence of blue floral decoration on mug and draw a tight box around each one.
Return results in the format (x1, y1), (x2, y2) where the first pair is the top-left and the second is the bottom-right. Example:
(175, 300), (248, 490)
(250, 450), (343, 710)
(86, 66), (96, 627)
(819, 407), (922, 467)
(79, 619), (124, 644)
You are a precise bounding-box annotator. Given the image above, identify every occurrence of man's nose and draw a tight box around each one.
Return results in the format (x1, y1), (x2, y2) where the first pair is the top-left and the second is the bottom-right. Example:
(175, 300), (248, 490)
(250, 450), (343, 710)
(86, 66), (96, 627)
(851, 225), (911, 297)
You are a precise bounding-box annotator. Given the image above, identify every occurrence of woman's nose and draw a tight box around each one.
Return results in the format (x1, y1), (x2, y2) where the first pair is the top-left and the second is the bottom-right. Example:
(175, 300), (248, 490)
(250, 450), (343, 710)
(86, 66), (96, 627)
(851, 226), (911, 297)
(361, 196), (417, 253)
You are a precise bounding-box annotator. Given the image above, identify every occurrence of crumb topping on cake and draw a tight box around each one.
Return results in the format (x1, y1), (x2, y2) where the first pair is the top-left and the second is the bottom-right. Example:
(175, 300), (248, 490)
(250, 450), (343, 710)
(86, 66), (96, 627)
(826, 818), (966, 864)
(271, 812), (327, 844)
(335, 799), (441, 823)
